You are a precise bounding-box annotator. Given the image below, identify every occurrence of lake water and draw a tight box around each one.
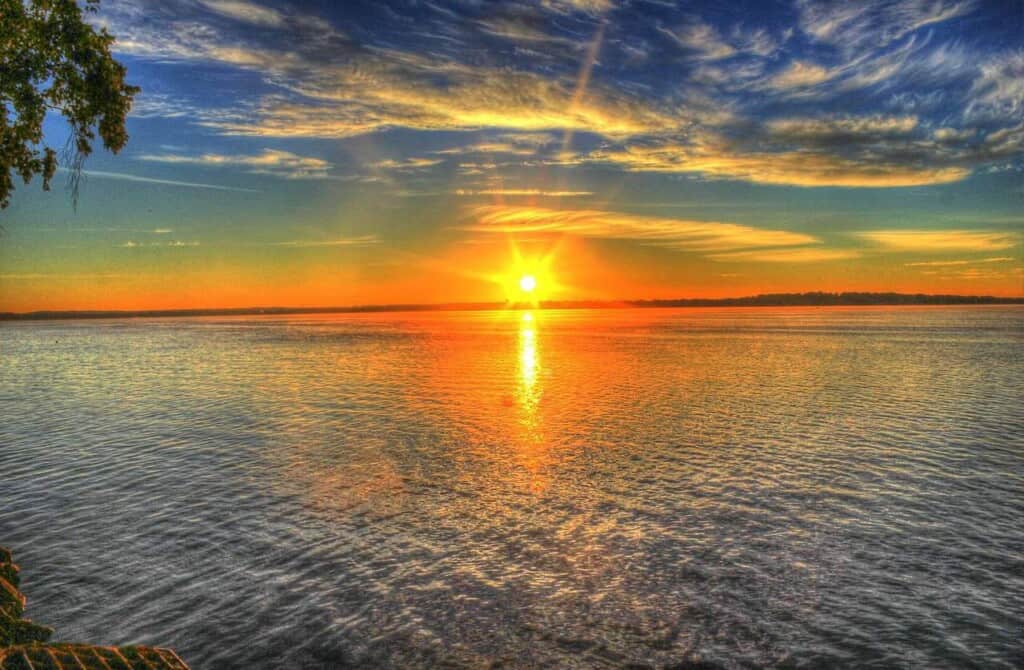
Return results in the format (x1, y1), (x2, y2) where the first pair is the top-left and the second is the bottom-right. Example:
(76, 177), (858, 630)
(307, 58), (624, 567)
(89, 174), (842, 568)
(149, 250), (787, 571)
(1, 307), (1022, 669)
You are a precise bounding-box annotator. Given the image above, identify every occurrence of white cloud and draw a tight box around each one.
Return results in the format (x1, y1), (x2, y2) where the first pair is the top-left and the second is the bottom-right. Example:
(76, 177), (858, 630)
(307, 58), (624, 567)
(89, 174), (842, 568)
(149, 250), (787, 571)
(797, 0), (975, 52)
(453, 189), (593, 197)
(968, 51), (1024, 122)
(64, 168), (258, 192)
(138, 149), (333, 179)
(263, 235), (379, 247)
(197, 0), (284, 27)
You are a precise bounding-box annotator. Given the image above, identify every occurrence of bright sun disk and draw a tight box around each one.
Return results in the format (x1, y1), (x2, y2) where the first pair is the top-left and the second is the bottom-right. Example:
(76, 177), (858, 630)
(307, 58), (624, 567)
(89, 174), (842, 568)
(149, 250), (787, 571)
(519, 275), (537, 293)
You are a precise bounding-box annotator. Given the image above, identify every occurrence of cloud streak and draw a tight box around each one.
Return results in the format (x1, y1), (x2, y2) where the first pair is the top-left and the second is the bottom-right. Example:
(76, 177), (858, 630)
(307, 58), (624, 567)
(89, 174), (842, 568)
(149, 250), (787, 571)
(138, 149), (333, 179)
(94, 0), (1022, 192)
(461, 205), (822, 254)
(67, 169), (259, 193)
(857, 230), (1020, 252)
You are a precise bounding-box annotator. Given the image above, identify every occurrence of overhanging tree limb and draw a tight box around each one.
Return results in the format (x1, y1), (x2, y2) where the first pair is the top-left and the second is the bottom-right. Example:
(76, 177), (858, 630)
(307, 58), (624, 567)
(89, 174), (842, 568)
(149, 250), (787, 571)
(0, 0), (138, 209)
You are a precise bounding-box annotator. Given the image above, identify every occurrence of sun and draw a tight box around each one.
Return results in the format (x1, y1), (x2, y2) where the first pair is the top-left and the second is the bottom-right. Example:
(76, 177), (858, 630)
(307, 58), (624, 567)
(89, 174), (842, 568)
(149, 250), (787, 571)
(491, 240), (562, 303)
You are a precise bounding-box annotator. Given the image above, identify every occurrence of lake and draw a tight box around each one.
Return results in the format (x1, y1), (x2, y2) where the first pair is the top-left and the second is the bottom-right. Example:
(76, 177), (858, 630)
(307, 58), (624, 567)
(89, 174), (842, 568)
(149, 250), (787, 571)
(1, 307), (1021, 668)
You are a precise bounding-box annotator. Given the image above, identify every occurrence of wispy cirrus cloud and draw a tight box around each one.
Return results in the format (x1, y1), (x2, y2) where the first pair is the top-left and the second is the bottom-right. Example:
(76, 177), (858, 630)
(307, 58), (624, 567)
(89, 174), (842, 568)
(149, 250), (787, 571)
(121, 240), (200, 248)
(62, 168), (258, 192)
(197, 0), (285, 27)
(968, 51), (1024, 121)
(765, 115), (919, 143)
(540, 0), (614, 14)
(138, 149), (333, 179)
(708, 248), (861, 263)
(0, 273), (126, 280)
(263, 235), (379, 248)
(586, 141), (969, 187)
(905, 257), (1016, 267)
(856, 230), (1020, 252)
(461, 205), (820, 254)
(657, 20), (736, 60)
(371, 158), (444, 171)
(768, 61), (836, 90)
(453, 189), (593, 197)
(796, 0), (975, 53)
(94, 0), (1021, 191)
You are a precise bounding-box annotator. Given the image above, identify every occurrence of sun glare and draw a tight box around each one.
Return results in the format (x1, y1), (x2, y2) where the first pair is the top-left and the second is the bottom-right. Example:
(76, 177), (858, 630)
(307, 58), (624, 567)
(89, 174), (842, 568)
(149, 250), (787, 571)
(490, 240), (563, 304)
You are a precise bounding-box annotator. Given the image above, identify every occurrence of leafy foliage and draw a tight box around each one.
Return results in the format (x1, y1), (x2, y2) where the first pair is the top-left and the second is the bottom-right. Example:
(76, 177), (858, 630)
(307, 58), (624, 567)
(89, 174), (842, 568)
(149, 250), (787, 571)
(0, 0), (138, 208)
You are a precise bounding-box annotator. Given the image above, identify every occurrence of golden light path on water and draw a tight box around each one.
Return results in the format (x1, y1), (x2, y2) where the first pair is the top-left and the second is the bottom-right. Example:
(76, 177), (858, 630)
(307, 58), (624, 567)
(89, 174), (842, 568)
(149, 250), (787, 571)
(516, 311), (545, 491)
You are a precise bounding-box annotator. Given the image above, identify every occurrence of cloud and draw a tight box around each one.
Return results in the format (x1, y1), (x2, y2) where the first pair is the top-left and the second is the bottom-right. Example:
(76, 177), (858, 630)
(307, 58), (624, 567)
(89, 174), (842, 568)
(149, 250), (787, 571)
(905, 257), (1015, 267)
(857, 230), (1020, 251)
(796, 0), (975, 52)
(208, 66), (680, 138)
(708, 248), (861, 263)
(65, 168), (258, 192)
(477, 17), (576, 45)
(264, 235), (379, 248)
(766, 115), (919, 143)
(587, 142), (969, 187)
(371, 158), (443, 170)
(968, 51), (1024, 121)
(768, 61), (837, 90)
(579, 109), (1023, 187)
(659, 19), (781, 61)
(99, 1), (681, 140)
(952, 267), (1020, 280)
(435, 142), (538, 156)
(96, 0), (1019, 191)
(434, 134), (556, 156)
(461, 205), (820, 254)
(197, 0), (284, 27)
(0, 274), (125, 280)
(933, 127), (973, 142)
(540, 0), (615, 14)
(658, 21), (736, 60)
(138, 149), (333, 179)
(453, 189), (594, 197)
(905, 259), (971, 267)
(121, 240), (200, 248)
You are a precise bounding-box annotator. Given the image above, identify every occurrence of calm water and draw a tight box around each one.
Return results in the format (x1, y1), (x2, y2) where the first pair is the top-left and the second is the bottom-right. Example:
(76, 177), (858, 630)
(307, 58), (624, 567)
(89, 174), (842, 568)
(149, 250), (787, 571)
(1, 307), (1022, 669)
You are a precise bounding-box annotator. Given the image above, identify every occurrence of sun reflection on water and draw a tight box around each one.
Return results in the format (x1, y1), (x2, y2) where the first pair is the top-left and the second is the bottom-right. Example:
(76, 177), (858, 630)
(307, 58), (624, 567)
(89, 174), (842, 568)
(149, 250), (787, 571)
(518, 311), (538, 394)
(515, 310), (548, 492)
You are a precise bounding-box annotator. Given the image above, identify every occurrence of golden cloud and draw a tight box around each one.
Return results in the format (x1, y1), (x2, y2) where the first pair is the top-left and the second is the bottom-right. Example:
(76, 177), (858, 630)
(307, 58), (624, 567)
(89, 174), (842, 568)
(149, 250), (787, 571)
(462, 205), (820, 252)
(768, 61), (836, 89)
(766, 115), (919, 138)
(589, 144), (969, 187)
(708, 248), (861, 263)
(857, 230), (1020, 251)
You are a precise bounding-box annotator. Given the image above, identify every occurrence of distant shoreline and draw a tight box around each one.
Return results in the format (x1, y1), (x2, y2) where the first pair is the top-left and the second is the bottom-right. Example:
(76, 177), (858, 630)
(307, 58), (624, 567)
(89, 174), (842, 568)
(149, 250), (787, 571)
(2, 292), (1022, 321)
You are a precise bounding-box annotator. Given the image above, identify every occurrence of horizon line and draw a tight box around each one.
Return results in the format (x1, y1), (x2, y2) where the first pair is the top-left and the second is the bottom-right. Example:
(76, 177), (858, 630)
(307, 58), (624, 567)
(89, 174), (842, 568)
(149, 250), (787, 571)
(2, 291), (1023, 321)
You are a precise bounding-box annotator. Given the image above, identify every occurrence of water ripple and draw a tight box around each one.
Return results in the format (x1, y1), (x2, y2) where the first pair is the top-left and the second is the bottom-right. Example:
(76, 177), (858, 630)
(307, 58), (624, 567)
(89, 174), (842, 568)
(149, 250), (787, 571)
(1, 306), (1022, 668)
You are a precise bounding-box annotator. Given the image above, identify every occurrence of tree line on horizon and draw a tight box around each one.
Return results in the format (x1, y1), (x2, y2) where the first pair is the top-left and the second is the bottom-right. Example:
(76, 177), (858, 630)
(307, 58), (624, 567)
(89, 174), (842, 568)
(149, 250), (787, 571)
(3, 292), (1022, 320)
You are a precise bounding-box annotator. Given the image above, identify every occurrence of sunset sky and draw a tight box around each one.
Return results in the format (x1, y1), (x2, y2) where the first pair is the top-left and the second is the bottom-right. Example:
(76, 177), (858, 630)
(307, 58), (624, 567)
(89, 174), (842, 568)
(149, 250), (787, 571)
(1, 0), (1022, 311)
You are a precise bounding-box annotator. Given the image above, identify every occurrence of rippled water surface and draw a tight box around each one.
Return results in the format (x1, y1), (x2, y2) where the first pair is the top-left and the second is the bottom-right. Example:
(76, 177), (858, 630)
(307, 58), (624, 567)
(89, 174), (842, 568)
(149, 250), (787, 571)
(2, 307), (1022, 669)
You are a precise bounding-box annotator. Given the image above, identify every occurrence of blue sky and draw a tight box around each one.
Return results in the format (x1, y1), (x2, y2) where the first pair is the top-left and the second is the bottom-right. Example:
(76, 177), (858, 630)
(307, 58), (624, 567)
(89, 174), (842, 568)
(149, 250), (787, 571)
(1, 0), (1022, 310)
